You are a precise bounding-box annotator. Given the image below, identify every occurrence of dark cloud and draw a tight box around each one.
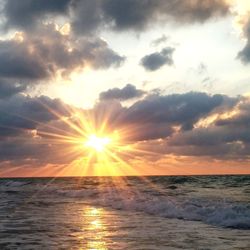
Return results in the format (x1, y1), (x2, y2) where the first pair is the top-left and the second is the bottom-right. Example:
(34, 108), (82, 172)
(168, 126), (246, 147)
(0, 94), (70, 137)
(82, 38), (125, 69)
(1, 0), (229, 34)
(122, 123), (174, 142)
(237, 19), (250, 64)
(0, 91), (226, 159)
(0, 95), (115, 165)
(94, 91), (250, 160)
(163, 96), (250, 158)
(101, 0), (229, 31)
(116, 92), (225, 140)
(3, 0), (71, 30)
(158, 0), (229, 23)
(99, 84), (145, 101)
(0, 135), (75, 165)
(165, 142), (249, 158)
(0, 79), (27, 98)
(1, 0), (247, 169)
(0, 24), (125, 81)
(215, 97), (250, 127)
(0, 90), (249, 166)
(90, 92), (250, 160)
(37, 91), (226, 145)
(167, 125), (250, 158)
(0, 39), (50, 80)
(101, 0), (158, 31)
(140, 47), (175, 71)
(70, 0), (103, 35)
(0, 94), (79, 165)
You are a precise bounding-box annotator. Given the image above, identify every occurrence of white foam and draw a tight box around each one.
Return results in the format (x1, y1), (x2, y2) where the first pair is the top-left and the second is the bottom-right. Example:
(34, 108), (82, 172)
(55, 187), (250, 229)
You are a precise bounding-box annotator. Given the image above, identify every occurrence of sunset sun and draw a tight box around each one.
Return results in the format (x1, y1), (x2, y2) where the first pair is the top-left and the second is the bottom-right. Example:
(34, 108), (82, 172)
(85, 134), (111, 152)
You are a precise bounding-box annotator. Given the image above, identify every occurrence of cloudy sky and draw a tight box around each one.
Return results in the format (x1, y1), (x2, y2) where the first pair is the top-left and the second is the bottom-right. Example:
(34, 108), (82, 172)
(0, 0), (250, 176)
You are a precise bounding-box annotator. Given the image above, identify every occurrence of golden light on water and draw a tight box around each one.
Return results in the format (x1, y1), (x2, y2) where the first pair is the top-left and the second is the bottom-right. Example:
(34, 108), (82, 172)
(84, 207), (107, 250)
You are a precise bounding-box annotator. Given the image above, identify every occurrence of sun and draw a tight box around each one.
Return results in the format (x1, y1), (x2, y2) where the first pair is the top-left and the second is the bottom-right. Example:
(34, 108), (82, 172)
(27, 101), (144, 176)
(85, 134), (111, 152)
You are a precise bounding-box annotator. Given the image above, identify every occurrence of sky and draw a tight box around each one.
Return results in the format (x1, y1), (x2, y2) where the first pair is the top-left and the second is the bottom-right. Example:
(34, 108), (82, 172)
(0, 0), (250, 177)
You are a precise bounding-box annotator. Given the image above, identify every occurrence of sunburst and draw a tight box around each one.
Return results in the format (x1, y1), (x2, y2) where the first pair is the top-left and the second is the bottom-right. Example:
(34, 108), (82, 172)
(85, 134), (111, 152)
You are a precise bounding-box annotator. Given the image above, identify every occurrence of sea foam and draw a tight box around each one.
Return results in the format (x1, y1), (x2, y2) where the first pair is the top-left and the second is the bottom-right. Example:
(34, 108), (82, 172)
(55, 186), (250, 229)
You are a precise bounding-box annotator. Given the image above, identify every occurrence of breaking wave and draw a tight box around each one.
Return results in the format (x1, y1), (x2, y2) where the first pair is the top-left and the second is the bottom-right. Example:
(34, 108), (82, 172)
(1, 176), (250, 229)
(56, 187), (250, 229)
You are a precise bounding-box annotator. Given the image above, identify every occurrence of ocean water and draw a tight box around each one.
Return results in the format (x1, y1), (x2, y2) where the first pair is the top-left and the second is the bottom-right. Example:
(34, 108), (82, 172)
(0, 175), (250, 249)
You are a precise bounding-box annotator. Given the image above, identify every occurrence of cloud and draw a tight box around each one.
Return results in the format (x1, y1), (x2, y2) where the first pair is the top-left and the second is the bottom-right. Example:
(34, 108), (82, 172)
(1, 0), (249, 171)
(0, 94), (69, 137)
(215, 96), (250, 127)
(0, 93), (78, 165)
(0, 90), (249, 167)
(167, 125), (250, 158)
(99, 84), (145, 101)
(101, 0), (229, 31)
(120, 92), (225, 131)
(93, 91), (250, 160)
(0, 134), (75, 165)
(174, 126), (250, 146)
(140, 47), (175, 71)
(0, 79), (27, 98)
(164, 96), (250, 158)
(237, 19), (250, 64)
(0, 24), (125, 82)
(2, 0), (71, 31)
(197, 63), (208, 75)
(1, 0), (230, 34)
(70, 0), (103, 35)
(151, 35), (169, 46)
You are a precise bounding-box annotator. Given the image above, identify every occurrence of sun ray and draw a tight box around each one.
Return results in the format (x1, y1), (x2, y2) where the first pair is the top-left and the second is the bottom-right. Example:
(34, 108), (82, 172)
(0, 95), (172, 180)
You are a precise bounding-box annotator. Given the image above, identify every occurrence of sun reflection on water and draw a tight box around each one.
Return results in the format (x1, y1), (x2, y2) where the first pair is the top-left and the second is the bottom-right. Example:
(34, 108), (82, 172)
(81, 207), (108, 250)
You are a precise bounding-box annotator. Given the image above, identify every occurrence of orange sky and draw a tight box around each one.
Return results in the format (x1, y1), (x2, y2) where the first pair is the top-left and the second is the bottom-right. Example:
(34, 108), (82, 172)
(1, 157), (250, 178)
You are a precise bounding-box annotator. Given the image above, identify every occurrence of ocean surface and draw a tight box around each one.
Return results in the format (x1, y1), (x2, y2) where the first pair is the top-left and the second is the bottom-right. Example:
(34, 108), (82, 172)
(0, 175), (250, 249)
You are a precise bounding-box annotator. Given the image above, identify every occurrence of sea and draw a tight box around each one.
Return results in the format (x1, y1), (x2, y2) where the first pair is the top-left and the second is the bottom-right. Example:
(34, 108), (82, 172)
(0, 175), (250, 250)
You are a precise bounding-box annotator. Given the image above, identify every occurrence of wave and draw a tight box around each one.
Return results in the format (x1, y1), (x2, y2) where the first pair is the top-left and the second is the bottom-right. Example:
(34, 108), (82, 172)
(0, 180), (34, 194)
(3, 180), (31, 187)
(56, 187), (250, 230)
(1, 177), (250, 230)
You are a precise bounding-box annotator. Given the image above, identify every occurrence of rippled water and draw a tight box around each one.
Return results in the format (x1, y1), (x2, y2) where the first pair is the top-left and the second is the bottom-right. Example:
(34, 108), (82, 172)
(0, 175), (250, 249)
